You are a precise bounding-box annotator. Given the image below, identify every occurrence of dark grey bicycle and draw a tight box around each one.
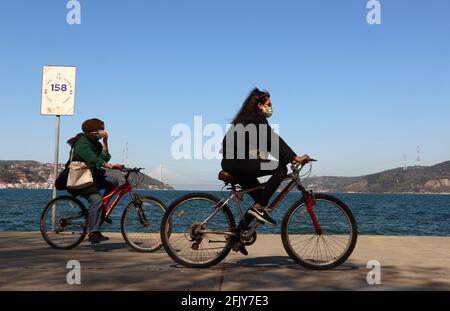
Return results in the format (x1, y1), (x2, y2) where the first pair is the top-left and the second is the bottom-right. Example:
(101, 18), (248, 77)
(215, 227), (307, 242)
(160, 161), (358, 269)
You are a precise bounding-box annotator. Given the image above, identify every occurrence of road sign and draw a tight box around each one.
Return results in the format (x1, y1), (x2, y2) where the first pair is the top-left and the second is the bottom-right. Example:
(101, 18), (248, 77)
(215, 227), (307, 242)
(41, 65), (76, 116)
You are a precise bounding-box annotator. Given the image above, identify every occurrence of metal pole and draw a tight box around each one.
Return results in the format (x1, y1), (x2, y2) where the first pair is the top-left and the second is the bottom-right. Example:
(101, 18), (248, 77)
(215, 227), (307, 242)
(52, 115), (61, 230)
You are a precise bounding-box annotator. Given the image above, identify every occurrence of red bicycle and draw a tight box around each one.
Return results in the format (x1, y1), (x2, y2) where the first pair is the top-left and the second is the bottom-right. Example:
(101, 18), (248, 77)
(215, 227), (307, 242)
(40, 167), (167, 252)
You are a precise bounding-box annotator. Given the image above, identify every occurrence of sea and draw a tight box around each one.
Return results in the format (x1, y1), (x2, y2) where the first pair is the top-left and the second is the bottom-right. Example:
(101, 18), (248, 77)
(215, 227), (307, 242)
(0, 189), (449, 236)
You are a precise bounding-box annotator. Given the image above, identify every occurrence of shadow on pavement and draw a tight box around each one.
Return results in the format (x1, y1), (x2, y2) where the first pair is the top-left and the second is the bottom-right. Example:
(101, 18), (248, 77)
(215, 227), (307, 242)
(228, 256), (359, 271)
(88, 242), (129, 252)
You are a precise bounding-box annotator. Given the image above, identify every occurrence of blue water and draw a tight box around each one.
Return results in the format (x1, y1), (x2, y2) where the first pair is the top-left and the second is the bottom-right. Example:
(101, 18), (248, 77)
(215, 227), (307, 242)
(0, 189), (449, 236)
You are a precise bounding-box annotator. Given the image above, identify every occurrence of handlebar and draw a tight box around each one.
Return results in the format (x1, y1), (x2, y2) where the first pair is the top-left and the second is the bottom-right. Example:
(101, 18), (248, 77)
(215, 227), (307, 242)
(291, 159), (317, 174)
(122, 167), (144, 173)
(121, 167), (144, 183)
(292, 159), (317, 167)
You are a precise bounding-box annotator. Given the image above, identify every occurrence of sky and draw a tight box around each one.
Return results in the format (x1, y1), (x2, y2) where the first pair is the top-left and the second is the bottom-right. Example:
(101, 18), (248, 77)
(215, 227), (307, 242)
(0, 0), (449, 190)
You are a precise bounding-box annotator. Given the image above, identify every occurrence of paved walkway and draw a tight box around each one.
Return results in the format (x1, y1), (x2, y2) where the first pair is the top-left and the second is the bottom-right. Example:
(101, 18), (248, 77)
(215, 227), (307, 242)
(0, 232), (449, 290)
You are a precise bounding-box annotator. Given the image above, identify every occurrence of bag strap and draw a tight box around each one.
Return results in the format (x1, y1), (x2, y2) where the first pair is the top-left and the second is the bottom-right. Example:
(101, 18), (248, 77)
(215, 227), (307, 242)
(67, 133), (85, 166)
(70, 147), (74, 162)
(64, 146), (74, 169)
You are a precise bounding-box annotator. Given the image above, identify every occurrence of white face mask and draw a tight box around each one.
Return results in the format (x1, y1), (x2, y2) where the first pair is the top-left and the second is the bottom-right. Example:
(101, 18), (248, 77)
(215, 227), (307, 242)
(261, 106), (273, 118)
(91, 130), (104, 140)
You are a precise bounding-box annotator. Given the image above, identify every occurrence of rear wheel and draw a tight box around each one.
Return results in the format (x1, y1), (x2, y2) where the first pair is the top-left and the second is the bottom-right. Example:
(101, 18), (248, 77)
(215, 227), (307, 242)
(40, 196), (88, 249)
(160, 193), (236, 268)
(121, 196), (167, 252)
(281, 193), (357, 270)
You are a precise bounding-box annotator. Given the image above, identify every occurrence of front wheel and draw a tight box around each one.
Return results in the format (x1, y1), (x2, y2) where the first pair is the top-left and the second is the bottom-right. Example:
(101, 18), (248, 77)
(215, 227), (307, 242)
(160, 193), (236, 268)
(121, 196), (167, 252)
(281, 193), (357, 270)
(40, 196), (88, 249)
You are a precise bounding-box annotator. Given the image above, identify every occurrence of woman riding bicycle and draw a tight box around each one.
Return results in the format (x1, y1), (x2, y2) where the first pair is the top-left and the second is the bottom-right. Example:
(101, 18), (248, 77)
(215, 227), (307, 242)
(161, 91), (356, 267)
(221, 88), (312, 226)
(66, 118), (123, 244)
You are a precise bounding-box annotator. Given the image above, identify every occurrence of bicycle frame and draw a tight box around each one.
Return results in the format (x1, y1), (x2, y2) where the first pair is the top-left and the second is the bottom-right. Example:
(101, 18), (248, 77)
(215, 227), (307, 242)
(100, 182), (132, 226)
(201, 165), (322, 238)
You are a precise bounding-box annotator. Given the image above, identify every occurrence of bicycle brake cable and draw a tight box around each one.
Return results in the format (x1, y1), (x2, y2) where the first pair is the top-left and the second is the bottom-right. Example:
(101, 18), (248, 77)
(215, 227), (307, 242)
(300, 162), (313, 179)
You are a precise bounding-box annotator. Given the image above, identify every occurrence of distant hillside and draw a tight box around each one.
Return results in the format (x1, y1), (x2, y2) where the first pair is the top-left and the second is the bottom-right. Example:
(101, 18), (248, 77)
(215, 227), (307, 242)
(0, 160), (173, 190)
(301, 161), (450, 194)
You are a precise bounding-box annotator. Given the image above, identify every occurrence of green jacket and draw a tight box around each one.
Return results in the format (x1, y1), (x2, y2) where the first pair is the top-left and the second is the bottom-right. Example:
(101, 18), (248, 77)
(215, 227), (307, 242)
(71, 135), (111, 168)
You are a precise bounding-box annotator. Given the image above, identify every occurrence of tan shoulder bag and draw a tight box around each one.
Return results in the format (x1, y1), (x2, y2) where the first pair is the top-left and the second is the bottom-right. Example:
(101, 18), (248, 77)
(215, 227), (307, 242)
(67, 149), (94, 190)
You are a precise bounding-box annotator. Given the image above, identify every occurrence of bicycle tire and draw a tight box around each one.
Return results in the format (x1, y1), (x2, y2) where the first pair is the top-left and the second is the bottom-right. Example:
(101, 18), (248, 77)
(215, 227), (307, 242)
(121, 195), (167, 253)
(281, 193), (358, 270)
(40, 195), (88, 250)
(161, 192), (236, 268)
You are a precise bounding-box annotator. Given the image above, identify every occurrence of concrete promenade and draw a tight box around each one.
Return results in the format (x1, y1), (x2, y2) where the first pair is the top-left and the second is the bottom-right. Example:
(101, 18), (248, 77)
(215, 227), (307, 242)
(0, 232), (449, 290)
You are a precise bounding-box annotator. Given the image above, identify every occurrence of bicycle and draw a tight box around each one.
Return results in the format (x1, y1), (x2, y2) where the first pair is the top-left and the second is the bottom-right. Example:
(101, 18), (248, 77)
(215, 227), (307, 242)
(160, 160), (357, 269)
(40, 167), (167, 252)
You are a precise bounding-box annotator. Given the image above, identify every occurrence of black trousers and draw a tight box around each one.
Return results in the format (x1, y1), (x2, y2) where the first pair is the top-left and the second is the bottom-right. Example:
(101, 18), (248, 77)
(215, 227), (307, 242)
(221, 159), (288, 206)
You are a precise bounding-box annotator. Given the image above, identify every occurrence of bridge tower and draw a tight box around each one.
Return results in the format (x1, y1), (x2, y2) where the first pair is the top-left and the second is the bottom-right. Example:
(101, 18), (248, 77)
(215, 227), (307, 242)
(416, 145), (421, 167)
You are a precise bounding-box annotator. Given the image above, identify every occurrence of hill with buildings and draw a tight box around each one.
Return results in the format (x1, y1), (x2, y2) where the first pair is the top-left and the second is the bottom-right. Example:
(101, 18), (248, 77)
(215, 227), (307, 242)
(0, 160), (173, 190)
(302, 161), (450, 193)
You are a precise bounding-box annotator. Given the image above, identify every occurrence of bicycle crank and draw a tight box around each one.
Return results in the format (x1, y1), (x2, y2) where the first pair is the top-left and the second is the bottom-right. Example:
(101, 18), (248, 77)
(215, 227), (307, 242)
(240, 229), (257, 246)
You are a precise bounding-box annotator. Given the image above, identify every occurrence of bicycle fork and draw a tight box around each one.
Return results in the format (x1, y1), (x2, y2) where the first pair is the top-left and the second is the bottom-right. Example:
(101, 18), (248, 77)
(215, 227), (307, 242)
(303, 190), (322, 235)
(132, 195), (149, 226)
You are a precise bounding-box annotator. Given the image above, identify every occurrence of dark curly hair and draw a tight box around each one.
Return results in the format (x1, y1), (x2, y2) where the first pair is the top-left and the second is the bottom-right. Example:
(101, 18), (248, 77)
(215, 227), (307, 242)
(232, 87), (270, 124)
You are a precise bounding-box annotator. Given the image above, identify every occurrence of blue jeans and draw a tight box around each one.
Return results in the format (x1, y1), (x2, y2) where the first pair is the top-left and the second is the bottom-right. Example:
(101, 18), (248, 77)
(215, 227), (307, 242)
(82, 175), (119, 233)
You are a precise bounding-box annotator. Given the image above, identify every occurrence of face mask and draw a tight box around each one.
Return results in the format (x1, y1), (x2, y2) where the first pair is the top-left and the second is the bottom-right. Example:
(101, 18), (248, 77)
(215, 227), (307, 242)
(91, 131), (103, 140)
(261, 106), (273, 118)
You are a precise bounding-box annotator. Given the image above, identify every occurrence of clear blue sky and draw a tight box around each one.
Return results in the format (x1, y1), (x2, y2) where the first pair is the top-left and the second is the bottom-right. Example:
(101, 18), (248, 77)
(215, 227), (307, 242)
(0, 0), (449, 189)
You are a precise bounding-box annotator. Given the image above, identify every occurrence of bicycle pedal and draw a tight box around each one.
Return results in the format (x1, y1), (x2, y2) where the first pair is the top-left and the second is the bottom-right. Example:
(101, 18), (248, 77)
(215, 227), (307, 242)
(104, 217), (113, 224)
(231, 241), (243, 251)
(232, 242), (248, 256)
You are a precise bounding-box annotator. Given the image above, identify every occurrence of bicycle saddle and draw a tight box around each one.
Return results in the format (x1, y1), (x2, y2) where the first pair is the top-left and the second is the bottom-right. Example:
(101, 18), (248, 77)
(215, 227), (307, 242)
(218, 170), (236, 185)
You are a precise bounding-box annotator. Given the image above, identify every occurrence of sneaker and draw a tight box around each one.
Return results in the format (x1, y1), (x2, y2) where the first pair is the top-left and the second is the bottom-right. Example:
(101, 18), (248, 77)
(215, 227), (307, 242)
(248, 206), (277, 225)
(98, 232), (109, 241)
(88, 232), (109, 244)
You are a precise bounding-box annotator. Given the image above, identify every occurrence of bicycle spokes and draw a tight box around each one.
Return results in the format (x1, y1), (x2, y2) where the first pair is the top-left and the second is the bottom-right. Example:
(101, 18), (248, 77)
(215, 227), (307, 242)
(121, 196), (166, 252)
(40, 197), (88, 249)
(284, 196), (355, 267)
(163, 196), (235, 266)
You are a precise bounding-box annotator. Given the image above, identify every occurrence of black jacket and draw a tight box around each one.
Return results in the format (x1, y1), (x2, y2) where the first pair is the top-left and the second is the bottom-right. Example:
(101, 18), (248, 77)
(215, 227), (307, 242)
(221, 113), (296, 166)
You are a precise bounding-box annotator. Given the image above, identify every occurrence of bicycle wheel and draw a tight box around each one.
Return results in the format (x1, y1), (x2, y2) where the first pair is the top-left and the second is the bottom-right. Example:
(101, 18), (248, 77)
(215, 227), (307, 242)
(281, 193), (357, 270)
(121, 195), (167, 252)
(40, 195), (88, 249)
(160, 193), (236, 268)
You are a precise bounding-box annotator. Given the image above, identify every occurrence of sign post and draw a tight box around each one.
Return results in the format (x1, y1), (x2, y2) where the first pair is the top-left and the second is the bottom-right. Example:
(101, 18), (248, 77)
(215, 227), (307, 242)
(53, 116), (61, 200)
(41, 65), (76, 230)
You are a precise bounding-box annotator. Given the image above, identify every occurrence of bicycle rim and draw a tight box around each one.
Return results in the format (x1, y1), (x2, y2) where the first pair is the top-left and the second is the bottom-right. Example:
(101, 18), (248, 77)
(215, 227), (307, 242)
(162, 194), (234, 267)
(121, 196), (166, 252)
(40, 197), (87, 249)
(283, 196), (357, 269)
